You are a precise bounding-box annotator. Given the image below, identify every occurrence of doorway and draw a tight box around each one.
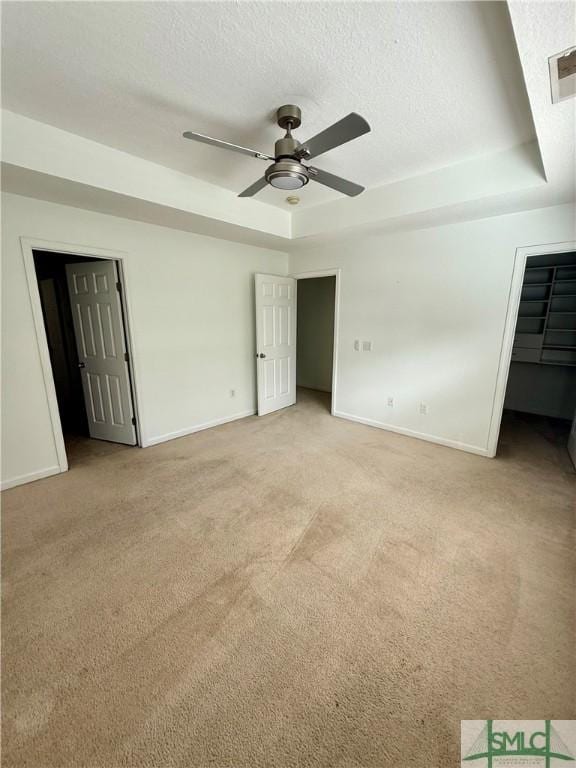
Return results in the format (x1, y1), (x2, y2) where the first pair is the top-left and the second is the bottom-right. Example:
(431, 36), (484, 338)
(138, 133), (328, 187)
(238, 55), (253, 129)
(296, 275), (336, 413)
(495, 245), (576, 468)
(30, 247), (139, 469)
(253, 269), (340, 418)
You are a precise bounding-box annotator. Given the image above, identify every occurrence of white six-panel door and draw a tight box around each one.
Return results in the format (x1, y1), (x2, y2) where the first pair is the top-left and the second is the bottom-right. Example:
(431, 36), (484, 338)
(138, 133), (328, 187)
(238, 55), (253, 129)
(255, 274), (297, 416)
(65, 261), (136, 445)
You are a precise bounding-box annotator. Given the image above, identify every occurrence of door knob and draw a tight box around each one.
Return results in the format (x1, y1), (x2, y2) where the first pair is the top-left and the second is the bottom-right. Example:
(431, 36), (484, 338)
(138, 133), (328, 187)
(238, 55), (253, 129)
(258, 353), (266, 359)
(78, 362), (86, 368)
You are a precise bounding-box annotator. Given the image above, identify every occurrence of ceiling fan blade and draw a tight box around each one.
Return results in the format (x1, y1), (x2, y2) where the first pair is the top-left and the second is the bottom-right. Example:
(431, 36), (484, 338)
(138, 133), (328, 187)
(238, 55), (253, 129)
(307, 166), (364, 197)
(297, 113), (370, 161)
(238, 176), (268, 198)
(183, 131), (274, 161)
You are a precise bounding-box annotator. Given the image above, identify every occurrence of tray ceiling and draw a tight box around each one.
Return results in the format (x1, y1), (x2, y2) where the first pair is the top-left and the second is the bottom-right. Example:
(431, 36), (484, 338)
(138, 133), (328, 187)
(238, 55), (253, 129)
(2, 1), (535, 209)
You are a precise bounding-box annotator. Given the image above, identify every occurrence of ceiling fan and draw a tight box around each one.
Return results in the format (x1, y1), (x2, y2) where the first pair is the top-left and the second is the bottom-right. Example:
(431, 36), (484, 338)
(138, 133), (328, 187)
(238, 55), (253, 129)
(183, 105), (370, 198)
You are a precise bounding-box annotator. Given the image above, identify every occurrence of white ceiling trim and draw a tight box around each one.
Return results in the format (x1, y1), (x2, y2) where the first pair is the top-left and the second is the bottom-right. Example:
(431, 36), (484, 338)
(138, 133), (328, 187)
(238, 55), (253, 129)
(293, 140), (545, 239)
(0, 164), (292, 252)
(1, 111), (291, 240)
(2, 109), (551, 243)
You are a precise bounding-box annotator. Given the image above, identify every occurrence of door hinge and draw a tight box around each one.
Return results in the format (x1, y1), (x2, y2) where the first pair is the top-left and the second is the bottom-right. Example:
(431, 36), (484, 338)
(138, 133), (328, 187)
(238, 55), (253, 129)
(131, 416), (137, 426)
(124, 352), (130, 362)
(116, 281), (122, 292)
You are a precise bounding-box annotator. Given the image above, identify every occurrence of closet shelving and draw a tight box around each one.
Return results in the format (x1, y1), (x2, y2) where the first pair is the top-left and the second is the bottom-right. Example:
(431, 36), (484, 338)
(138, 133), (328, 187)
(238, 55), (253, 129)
(513, 256), (576, 366)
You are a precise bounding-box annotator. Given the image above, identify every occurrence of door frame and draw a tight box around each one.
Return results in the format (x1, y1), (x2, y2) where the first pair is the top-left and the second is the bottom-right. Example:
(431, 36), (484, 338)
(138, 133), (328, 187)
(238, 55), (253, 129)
(569, 408), (576, 469)
(291, 268), (341, 416)
(487, 239), (576, 458)
(20, 236), (143, 474)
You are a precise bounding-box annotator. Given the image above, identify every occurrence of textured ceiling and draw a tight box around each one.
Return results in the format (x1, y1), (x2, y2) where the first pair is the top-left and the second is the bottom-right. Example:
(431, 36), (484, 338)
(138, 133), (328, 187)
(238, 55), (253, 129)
(2, 1), (535, 209)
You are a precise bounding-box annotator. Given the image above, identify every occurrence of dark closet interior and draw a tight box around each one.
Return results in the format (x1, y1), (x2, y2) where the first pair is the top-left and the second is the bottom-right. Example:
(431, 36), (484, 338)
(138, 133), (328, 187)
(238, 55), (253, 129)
(503, 250), (576, 458)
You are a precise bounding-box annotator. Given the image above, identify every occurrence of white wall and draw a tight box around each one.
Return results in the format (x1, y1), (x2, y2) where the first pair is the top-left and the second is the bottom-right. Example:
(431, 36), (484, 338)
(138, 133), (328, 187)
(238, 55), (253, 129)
(296, 277), (336, 393)
(3, 194), (574, 490)
(1, 192), (288, 489)
(289, 204), (575, 455)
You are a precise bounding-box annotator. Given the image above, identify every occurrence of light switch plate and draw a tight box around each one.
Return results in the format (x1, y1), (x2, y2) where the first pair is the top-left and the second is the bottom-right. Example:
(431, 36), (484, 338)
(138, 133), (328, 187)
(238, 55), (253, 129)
(362, 340), (372, 352)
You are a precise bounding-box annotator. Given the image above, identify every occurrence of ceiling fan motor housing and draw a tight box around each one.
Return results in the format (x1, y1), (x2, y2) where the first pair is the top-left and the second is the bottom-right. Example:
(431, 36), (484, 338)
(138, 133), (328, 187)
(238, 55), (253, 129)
(274, 135), (300, 159)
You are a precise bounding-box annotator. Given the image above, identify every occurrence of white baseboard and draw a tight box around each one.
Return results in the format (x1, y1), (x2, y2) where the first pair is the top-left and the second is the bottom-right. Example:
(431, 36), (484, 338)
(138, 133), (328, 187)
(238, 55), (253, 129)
(143, 409), (256, 447)
(333, 410), (489, 457)
(1, 465), (62, 491)
(1, 410), (487, 490)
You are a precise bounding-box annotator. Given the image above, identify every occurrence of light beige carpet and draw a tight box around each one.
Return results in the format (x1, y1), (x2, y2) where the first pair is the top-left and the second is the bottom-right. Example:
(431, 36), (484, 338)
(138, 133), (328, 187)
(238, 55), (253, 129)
(2, 389), (575, 767)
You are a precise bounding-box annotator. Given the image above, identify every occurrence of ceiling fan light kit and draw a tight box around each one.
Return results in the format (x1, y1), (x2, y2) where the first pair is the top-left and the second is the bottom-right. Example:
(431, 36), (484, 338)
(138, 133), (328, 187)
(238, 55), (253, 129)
(183, 104), (371, 198)
(266, 159), (309, 190)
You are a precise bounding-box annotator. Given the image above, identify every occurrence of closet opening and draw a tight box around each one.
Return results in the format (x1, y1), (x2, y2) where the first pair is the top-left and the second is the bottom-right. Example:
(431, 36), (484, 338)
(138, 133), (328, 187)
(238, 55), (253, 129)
(499, 249), (576, 468)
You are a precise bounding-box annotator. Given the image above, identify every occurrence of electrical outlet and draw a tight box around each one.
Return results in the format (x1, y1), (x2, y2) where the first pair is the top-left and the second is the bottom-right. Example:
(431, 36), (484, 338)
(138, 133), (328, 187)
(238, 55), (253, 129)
(230, 389), (236, 398)
(419, 402), (428, 415)
(362, 340), (372, 352)
(387, 397), (394, 407)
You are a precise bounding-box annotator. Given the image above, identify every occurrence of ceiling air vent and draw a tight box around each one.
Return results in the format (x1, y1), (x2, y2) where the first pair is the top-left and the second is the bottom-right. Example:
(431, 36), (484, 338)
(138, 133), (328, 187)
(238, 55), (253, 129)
(549, 46), (576, 103)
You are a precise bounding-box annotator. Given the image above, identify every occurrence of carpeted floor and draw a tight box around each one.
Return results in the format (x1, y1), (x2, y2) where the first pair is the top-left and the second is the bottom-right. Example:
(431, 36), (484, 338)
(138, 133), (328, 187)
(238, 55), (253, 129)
(2, 389), (575, 767)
